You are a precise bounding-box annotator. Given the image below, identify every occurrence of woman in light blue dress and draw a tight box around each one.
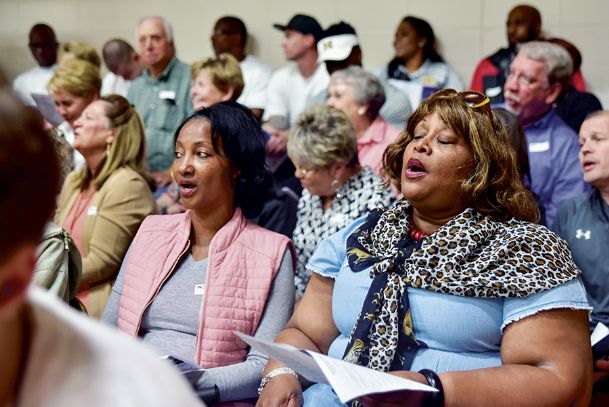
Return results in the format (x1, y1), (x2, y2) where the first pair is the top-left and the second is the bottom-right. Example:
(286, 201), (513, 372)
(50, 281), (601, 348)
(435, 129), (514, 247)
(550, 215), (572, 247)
(256, 89), (592, 407)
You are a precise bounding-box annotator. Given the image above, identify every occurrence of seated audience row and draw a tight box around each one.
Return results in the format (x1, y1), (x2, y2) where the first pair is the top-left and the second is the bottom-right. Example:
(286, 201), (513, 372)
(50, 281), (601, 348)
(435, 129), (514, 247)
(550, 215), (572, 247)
(7, 4), (609, 404)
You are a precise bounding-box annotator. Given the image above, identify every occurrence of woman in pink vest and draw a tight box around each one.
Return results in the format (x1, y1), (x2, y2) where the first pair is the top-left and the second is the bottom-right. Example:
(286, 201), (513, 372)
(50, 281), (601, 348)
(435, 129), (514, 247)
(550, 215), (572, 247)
(102, 102), (295, 405)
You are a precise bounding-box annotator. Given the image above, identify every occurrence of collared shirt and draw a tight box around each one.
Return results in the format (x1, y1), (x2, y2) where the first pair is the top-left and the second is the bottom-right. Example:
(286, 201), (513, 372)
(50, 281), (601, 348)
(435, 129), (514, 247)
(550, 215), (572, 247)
(128, 57), (192, 172)
(292, 166), (395, 295)
(357, 116), (400, 175)
(524, 109), (587, 227)
(263, 62), (329, 126)
(555, 189), (609, 330)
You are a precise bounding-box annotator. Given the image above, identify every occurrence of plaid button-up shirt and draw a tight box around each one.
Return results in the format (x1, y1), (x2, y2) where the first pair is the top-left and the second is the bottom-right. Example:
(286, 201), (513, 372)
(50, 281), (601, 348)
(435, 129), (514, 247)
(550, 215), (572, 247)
(128, 57), (192, 172)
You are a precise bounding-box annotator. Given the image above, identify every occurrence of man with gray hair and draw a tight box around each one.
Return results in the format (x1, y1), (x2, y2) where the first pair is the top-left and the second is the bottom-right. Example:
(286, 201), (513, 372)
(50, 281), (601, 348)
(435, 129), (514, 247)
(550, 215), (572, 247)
(504, 41), (586, 227)
(128, 16), (192, 187)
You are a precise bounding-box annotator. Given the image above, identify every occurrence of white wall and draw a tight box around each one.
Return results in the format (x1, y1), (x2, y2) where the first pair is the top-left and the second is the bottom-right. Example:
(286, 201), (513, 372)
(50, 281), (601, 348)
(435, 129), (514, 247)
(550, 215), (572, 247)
(1, 0), (608, 107)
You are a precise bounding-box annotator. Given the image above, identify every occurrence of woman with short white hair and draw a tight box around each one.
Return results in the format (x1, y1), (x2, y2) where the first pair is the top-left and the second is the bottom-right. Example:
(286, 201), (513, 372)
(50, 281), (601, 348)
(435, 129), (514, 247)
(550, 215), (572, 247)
(327, 66), (401, 175)
(288, 105), (395, 297)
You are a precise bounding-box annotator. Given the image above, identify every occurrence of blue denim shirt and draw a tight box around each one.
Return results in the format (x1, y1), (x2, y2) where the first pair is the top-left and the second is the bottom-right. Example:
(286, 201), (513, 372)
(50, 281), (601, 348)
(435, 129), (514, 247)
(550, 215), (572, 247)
(303, 216), (591, 406)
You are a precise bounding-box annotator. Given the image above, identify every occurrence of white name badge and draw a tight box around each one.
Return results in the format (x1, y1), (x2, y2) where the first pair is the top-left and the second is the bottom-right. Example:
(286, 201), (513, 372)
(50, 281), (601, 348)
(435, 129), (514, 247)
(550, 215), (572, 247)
(528, 141), (550, 153)
(87, 206), (98, 216)
(194, 284), (205, 295)
(159, 90), (176, 100)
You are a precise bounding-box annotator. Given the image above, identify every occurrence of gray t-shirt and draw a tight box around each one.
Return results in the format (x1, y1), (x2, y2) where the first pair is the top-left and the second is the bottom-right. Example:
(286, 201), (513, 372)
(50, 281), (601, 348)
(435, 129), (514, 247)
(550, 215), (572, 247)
(103, 246), (295, 402)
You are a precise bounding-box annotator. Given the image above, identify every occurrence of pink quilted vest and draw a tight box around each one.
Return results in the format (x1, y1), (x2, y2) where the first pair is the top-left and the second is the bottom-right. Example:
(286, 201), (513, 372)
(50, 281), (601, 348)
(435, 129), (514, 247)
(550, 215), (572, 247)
(117, 208), (293, 369)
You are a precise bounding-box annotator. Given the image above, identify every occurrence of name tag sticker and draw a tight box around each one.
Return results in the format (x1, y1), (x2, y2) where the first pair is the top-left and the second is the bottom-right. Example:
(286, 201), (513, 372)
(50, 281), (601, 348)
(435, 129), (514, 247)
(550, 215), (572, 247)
(529, 141), (550, 153)
(87, 206), (98, 216)
(194, 284), (205, 295)
(159, 90), (176, 100)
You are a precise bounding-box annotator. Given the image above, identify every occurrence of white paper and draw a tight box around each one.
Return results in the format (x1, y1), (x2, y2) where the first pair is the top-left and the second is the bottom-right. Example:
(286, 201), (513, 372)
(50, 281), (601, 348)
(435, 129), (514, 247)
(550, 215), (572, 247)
(235, 332), (436, 403)
(591, 322), (609, 346)
(234, 332), (328, 384)
(31, 93), (64, 127)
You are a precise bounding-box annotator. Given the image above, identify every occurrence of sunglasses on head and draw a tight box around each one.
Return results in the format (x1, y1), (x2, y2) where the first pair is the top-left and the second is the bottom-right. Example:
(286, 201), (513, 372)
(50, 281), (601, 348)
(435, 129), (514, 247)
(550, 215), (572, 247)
(458, 90), (491, 114)
(431, 89), (492, 115)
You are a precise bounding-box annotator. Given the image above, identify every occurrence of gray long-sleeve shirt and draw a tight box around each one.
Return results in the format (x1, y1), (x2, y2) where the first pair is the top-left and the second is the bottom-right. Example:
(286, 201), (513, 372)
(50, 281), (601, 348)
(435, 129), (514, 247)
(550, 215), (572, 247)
(103, 245), (295, 402)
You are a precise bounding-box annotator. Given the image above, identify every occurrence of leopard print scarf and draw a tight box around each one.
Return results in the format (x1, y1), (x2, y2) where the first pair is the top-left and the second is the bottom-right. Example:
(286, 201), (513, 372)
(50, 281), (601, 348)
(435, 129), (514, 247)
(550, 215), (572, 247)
(343, 199), (580, 373)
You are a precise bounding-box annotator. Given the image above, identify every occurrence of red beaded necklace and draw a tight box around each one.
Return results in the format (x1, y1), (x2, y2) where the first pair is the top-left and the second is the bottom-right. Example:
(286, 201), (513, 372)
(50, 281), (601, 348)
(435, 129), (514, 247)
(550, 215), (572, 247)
(409, 219), (428, 241)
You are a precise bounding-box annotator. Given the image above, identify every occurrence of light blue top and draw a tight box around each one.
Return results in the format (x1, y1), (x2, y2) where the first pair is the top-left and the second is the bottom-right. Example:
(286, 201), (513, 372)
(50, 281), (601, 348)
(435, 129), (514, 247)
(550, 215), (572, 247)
(303, 216), (590, 406)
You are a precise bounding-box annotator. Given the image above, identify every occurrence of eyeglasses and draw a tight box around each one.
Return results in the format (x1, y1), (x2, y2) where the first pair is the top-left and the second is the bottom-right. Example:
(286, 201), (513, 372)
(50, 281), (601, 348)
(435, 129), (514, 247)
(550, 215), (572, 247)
(506, 70), (548, 88)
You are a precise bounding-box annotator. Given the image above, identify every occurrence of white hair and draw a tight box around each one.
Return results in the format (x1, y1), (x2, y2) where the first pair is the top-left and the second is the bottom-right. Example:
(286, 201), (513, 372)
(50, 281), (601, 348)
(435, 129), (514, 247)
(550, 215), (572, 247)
(137, 16), (174, 43)
(519, 41), (573, 84)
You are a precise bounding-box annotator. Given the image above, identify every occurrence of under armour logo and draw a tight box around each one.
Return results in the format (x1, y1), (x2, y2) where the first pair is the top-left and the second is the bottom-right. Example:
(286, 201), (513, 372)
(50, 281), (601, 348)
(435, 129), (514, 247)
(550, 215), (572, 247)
(323, 40), (333, 50)
(575, 229), (591, 240)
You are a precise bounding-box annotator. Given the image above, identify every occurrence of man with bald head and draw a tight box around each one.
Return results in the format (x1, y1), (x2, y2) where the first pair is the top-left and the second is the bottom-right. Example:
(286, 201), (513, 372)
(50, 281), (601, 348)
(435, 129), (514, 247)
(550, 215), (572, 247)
(13, 23), (59, 105)
(210, 16), (272, 119)
(101, 39), (143, 97)
(127, 16), (192, 186)
(470, 4), (541, 104)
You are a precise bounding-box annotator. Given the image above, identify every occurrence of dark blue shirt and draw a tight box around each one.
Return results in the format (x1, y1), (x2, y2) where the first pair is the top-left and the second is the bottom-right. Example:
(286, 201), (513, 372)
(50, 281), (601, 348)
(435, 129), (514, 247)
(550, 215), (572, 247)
(555, 189), (609, 330)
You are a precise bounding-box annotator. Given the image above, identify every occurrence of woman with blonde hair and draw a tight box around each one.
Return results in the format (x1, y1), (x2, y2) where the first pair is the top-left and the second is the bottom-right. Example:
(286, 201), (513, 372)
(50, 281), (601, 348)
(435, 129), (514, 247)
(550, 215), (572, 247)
(48, 58), (101, 168)
(190, 53), (244, 110)
(58, 41), (102, 68)
(56, 94), (155, 317)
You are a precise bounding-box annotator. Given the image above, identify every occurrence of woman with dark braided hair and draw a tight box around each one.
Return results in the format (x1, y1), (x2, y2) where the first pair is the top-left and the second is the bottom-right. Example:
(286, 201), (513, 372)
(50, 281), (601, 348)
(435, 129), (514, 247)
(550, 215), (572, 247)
(55, 94), (155, 317)
(257, 89), (592, 407)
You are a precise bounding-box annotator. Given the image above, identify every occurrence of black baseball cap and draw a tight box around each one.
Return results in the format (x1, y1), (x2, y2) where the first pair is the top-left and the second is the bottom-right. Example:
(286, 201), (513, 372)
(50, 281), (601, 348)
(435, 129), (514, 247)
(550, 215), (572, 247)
(273, 14), (323, 41)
